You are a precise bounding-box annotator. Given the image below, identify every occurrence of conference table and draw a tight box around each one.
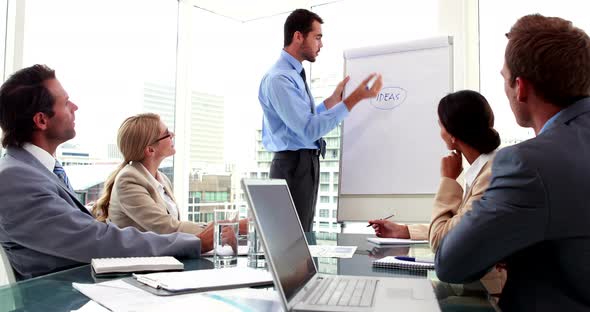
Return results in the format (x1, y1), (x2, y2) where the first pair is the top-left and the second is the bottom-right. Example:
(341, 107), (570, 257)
(0, 233), (498, 311)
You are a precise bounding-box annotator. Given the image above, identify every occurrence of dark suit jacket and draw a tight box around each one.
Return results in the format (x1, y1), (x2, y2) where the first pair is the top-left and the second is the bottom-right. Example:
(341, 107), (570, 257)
(0, 147), (201, 280)
(435, 98), (590, 311)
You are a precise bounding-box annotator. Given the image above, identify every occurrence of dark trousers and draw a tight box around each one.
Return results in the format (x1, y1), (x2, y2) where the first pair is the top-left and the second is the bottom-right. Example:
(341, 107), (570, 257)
(270, 149), (320, 232)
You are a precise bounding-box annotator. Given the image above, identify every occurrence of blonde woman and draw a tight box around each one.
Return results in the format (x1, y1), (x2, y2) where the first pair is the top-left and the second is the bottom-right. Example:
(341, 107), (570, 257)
(93, 113), (245, 245)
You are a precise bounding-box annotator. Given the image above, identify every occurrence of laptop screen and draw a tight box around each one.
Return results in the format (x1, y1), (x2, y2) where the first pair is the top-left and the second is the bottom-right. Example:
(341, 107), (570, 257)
(245, 183), (316, 301)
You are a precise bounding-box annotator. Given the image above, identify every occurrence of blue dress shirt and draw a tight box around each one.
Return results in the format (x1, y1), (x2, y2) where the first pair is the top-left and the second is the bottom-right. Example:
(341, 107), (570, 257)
(259, 50), (349, 152)
(538, 110), (563, 134)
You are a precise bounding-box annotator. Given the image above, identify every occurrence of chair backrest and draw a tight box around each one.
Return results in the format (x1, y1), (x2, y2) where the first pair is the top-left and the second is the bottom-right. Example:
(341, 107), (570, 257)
(0, 246), (16, 286)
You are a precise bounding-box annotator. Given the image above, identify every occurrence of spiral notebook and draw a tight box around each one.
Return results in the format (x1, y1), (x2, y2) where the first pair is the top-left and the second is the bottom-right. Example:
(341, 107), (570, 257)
(372, 256), (435, 271)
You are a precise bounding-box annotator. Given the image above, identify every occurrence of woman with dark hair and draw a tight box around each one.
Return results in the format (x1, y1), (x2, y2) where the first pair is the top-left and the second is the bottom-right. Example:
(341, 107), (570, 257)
(369, 90), (505, 295)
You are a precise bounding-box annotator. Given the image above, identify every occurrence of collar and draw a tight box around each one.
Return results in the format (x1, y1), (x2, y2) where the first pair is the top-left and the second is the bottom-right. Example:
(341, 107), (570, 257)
(136, 162), (165, 192)
(538, 110), (563, 134)
(281, 49), (303, 74)
(540, 97), (590, 134)
(22, 143), (57, 173)
(465, 151), (495, 189)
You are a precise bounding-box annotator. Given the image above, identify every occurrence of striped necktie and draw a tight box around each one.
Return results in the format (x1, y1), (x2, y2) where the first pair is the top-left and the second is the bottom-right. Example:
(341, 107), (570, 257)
(300, 68), (327, 158)
(53, 160), (74, 192)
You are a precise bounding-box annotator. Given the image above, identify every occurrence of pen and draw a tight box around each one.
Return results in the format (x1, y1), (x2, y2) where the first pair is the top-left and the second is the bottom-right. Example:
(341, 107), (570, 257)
(394, 256), (434, 263)
(366, 213), (395, 227)
(133, 274), (169, 289)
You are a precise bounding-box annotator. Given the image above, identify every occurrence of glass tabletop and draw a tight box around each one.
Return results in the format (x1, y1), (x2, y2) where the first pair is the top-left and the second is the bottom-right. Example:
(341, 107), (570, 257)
(0, 233), (498, 312)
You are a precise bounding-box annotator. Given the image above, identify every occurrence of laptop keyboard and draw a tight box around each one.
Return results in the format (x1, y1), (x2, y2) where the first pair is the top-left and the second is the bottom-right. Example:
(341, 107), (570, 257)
(307, 277), (377, 307)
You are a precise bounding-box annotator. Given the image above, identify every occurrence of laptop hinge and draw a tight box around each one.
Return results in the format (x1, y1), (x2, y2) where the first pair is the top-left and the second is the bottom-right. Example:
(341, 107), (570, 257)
(289, 274), (324, 307)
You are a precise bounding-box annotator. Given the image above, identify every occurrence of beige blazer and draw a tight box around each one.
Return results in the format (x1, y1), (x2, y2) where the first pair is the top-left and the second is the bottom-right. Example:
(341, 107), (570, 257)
(108, 162), (203, 235)
(406, 161), (506, 294)
(429, 161), (506, 295)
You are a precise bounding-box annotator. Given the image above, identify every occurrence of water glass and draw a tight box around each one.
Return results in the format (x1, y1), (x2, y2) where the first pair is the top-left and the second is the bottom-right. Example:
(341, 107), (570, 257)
(214, 209), (239, 268)
(247, 209), (266, 269)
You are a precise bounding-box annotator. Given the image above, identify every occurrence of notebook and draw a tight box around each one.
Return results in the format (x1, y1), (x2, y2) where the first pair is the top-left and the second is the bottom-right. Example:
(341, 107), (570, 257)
(241, 178), (440, 312)
(91, 256), (184, 275)
(372, 256), (434, 271)
(130, 267), (273, 295)
(367, 237), (429, 245)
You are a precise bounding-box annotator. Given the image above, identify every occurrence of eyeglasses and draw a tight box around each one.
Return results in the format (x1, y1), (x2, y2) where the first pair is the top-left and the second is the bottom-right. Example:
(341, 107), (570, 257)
(151, 129), (174, 145)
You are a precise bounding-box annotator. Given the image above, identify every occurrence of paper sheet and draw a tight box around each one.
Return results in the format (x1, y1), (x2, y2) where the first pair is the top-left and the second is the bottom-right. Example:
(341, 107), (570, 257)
(73, 279), (280, 312)
(307, 245), (357, 258)
(70, 300), (109, 312)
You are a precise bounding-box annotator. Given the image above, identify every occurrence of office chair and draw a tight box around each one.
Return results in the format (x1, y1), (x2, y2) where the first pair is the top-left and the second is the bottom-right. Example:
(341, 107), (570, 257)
(0, 246), (16, 286)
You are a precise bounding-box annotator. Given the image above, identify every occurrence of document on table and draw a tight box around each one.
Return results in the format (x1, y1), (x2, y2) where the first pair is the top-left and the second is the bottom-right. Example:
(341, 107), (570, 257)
(307, 245), (357, 258)
(71, 300), (109, 312)
(73, 279), (281, 312)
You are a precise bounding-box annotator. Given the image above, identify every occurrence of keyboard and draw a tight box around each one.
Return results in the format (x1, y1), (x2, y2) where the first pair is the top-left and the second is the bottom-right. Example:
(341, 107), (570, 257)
(306, 276), (377, 307)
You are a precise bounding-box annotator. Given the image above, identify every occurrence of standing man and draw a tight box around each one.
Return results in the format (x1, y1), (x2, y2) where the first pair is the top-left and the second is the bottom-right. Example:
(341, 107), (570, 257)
(0, 65), (213, 280)
(259, 9), (382, 232)
(434, 14), (590, 311)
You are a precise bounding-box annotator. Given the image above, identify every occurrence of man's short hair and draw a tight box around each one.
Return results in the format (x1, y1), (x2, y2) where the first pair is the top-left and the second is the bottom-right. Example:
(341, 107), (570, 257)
(284, 8), (323, 47)
(505, 14), (590, 107)
(0, 64), (56, 147)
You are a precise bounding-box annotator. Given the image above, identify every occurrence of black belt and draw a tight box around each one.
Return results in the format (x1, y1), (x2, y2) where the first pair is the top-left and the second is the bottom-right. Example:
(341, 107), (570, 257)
(273, 149), (320, 159)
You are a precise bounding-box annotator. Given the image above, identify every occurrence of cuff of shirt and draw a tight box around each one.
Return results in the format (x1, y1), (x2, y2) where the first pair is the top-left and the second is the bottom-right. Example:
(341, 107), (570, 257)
(324, 101), (350, 119)
(407, 224), (429, 240)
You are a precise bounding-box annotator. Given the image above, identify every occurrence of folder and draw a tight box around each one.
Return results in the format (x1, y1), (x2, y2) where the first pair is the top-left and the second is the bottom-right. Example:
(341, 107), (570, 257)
(128, 267), (273, 296)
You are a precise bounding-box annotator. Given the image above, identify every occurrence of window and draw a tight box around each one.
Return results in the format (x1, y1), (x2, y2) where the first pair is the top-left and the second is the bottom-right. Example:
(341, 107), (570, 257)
(0, 0), (6, 81)
(478, 0), (589, 145)
(332, 210), (337, 218)
(319, 221), (329, 229)
(320, 184), (330, 192)
(20, 0), (178, 204)
(333, 196), (338, 203)
(320, 196), (330, 204)
(319, 209), (330, 218)
(320, 172), (330, 183)
(0, 1), (6, 157)
(188, 6), (286, 221)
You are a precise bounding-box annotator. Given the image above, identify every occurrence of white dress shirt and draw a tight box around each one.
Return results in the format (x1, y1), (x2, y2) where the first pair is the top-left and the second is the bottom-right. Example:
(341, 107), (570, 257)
(137, 163), (179, 220)
(23, 143), (57, 173)
(464, 151), (495, 199)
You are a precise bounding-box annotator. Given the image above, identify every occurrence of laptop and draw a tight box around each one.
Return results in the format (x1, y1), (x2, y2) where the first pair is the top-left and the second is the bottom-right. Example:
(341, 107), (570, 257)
(241, 179), (440, 312)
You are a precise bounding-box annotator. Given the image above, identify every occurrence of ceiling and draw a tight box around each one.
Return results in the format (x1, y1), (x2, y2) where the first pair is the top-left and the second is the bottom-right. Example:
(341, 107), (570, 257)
(191, 0), (340, 22)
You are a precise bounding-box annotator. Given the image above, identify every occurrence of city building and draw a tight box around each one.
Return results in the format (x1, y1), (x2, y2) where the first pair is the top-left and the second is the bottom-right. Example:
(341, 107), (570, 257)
(248, 127), (342, 233)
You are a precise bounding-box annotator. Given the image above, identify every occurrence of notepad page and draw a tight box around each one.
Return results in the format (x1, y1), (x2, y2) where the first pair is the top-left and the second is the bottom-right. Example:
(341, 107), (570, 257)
(366, 237), (429, 245)
(91, 256), (183, 274)
(372, 256), (434, 270)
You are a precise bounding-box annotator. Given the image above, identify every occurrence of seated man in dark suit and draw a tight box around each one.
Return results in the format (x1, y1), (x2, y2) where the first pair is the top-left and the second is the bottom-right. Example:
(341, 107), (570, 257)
(0, 65), (214, 280)
(435, 14), (590, 311)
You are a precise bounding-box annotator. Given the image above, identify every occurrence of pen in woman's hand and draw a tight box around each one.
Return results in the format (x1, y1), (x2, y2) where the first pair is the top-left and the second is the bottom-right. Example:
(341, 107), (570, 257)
(366, 213), (396, 227)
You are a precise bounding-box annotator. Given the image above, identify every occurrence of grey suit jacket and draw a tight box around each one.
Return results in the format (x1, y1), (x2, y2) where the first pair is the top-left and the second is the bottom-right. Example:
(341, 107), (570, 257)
(435, 98), (590, 311)
(0, 147), (201, 280)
